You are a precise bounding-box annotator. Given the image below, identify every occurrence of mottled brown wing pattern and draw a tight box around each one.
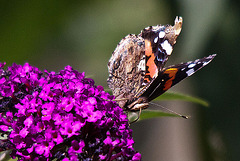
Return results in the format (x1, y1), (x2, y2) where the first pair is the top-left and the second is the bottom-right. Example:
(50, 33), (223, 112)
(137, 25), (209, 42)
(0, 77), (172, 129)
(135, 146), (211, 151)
(107, 34), (146, 108)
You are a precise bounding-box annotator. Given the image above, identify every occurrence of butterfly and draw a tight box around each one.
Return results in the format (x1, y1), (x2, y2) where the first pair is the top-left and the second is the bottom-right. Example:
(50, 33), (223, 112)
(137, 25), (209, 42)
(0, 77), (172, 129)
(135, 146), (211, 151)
(107, 16), (216, 112)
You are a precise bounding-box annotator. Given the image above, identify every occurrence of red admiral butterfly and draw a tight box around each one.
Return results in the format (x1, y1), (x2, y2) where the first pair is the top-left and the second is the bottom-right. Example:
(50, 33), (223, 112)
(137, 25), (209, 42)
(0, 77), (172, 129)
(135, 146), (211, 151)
(107, 17), (216, 112)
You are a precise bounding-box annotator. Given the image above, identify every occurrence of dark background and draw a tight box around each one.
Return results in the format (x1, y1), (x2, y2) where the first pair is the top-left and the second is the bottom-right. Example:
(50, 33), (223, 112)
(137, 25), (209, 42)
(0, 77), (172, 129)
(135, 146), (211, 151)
(1, 1), (239, 161)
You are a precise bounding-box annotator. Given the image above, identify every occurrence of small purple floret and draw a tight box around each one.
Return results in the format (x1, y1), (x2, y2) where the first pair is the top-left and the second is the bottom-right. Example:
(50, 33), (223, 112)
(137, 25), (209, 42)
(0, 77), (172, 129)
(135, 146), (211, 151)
(0, 63), (141, 160)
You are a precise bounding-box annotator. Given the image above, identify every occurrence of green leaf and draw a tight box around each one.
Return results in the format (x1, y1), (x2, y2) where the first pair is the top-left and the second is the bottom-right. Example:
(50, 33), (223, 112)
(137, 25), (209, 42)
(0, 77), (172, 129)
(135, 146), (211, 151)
(104, 89), (208, 107)
(128, 110), (183, 122)
(140, 110), (181, 120)
(155, 92), (209, 107)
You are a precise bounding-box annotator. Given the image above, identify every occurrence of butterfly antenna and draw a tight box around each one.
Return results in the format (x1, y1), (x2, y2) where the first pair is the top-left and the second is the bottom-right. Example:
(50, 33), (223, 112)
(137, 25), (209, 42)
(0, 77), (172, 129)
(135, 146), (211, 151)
(149, 102), (189, 119)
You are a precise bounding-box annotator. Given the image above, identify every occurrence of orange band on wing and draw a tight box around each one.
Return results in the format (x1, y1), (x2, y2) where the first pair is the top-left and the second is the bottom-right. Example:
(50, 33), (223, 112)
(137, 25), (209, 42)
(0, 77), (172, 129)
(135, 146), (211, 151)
(163, 68), (178, 91)
(144, 40), (158, 82)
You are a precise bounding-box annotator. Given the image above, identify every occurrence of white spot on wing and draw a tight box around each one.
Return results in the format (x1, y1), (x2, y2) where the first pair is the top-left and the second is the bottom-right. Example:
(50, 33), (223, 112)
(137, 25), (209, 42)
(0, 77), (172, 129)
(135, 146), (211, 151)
(161, 40), (173, 55)
(159, 31), (165, 38)
(138, 58), (145, 71)
(188, 63), (196, 68)
(154, 37), (158, 43)
(186, 68), (195, 76)
(181, 68), (185, 71)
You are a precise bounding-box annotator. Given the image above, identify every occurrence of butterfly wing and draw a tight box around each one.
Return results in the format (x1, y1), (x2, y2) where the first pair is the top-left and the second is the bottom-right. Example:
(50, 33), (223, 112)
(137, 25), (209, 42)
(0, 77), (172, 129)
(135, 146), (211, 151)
(142, 54), (216, 102)
(141, 16), (183, 84)
(107, 34), (146, 108)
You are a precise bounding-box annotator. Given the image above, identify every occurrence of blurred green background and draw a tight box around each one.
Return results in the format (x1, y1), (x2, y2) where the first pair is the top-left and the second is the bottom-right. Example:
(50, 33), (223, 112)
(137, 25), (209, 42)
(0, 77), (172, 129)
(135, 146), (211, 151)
(0, 1), (239, 161)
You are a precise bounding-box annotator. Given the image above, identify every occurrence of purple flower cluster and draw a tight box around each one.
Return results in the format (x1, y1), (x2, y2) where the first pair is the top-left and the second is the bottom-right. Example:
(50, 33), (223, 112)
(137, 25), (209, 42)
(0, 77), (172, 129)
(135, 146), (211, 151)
(0, 63), (141, 161)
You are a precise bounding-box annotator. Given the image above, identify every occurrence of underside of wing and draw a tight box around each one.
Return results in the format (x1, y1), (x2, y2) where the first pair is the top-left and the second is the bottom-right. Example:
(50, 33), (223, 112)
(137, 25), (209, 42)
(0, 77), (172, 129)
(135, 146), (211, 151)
(142, 54), (216, 102)
(141, 17), (183, 84)
(107, 34), (146, 107)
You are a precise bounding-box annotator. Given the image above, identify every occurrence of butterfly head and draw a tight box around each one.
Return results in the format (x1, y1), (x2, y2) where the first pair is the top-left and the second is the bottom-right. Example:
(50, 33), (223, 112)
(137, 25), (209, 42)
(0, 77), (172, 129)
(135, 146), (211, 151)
(126, 97), (149, 111)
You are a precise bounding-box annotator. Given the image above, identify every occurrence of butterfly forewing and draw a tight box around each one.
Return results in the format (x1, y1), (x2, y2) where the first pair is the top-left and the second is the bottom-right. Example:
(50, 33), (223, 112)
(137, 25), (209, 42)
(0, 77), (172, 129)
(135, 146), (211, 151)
(143, 54), (216, 102)
(141, 17), (183, 84)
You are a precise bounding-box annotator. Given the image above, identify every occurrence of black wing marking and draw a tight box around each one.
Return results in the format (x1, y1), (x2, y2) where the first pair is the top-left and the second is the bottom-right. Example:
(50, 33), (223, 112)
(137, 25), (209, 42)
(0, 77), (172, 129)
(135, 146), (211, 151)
(141, 54), (216, 102)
